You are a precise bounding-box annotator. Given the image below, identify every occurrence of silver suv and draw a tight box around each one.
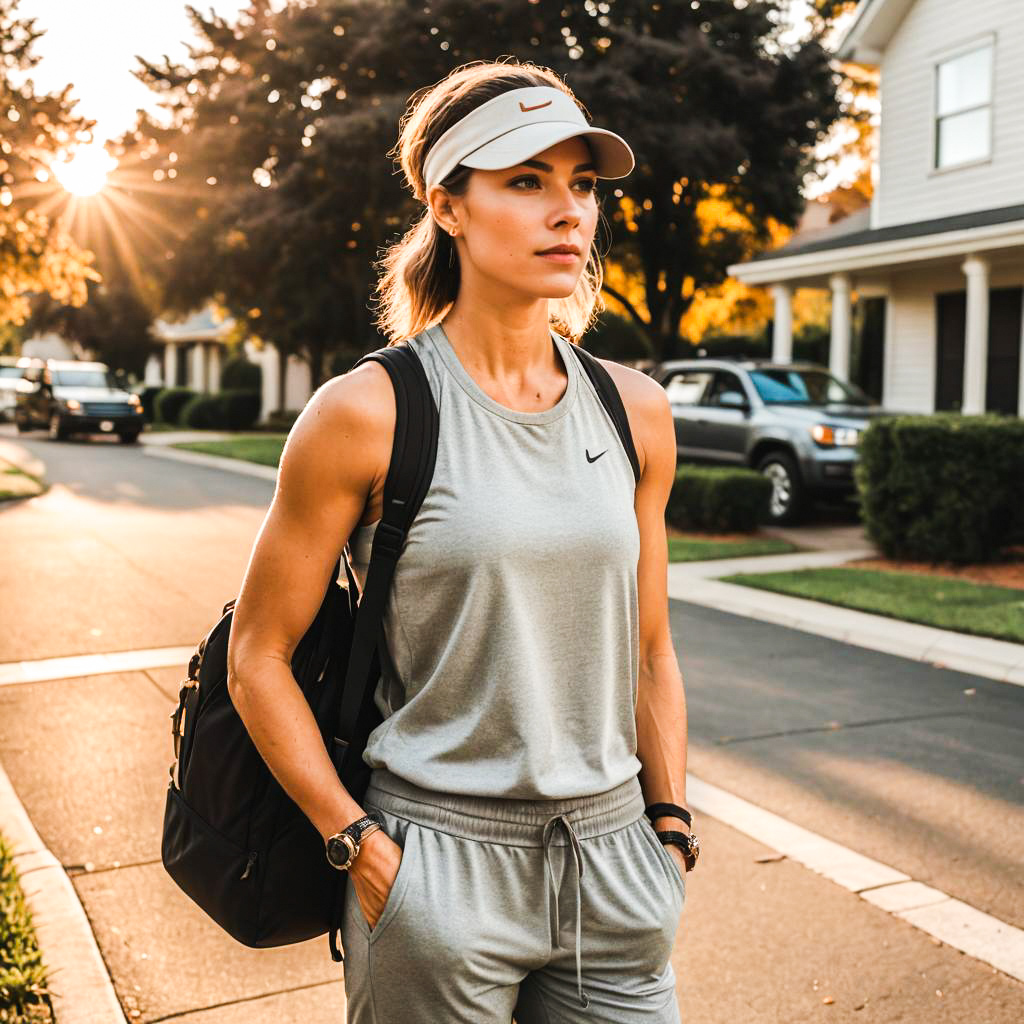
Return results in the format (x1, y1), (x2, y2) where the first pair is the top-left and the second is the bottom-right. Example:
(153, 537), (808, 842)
(652, 358), (898, 524)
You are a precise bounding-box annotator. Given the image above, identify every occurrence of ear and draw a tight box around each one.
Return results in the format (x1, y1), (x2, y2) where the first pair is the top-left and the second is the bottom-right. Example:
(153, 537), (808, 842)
(426, 184), (459, 236)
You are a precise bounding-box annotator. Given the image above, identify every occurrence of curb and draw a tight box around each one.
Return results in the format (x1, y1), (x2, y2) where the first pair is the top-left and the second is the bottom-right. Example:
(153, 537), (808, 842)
(668, 558), (1024, 687)
(0, 760), (127, 1024)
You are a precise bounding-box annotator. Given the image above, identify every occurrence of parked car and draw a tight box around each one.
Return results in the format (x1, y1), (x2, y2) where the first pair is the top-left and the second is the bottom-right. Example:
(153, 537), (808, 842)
(14, 358), (145, 443)
(651, 358), (898, 524)
(0, 356), (26, 423)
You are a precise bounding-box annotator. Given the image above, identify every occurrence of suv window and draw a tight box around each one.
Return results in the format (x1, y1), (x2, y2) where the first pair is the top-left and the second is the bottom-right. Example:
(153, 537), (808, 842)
(748, 368), (869, 406)
(51, 367), (115, 388)
(702, 371), (747, 407)
(0, 366), (23, 379)
(662, 370), (714, 406)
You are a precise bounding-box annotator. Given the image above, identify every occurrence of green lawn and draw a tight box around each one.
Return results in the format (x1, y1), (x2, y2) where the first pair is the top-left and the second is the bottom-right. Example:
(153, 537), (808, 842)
(667, 536), (797, 562)
(720, 567), (1024, 643)
(0, 465), (45, 503)
(0, 833), (52, 1022)
(172, 435), (288, 467)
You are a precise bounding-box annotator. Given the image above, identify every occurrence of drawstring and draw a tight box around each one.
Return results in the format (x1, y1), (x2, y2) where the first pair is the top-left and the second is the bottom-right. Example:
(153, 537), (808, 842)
(542, 812), (590, 1009)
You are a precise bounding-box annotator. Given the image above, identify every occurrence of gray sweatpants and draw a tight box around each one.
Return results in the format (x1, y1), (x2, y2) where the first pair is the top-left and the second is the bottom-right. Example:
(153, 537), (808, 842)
(341, 766), (686, 1022)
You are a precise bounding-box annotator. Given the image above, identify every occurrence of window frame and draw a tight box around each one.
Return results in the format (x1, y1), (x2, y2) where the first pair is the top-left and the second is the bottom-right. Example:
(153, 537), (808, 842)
(930, 35), (995, 174)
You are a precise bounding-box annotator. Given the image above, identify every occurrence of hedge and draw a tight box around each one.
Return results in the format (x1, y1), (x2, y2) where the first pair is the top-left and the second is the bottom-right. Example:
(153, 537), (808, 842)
(220, 355), (261, 392)
(154, 387), (198, 425)
(180, 389), (262, 430)
(855, 413), (1024, 564)
(667, 465), (771, 532)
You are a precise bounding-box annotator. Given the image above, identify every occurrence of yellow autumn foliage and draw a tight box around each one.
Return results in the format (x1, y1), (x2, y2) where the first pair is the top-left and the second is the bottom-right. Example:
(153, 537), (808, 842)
(0, 208), (100, 324)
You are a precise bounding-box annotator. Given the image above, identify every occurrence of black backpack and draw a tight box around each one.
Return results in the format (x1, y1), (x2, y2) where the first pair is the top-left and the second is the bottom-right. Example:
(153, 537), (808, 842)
(160, 338), (639, 964)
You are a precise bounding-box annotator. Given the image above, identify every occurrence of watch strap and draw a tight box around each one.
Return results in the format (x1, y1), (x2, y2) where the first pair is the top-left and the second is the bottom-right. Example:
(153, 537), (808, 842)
(645, 802), (692, 828)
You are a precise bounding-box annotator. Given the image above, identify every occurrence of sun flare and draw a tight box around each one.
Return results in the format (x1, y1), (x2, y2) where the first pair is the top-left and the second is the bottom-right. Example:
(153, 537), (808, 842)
(53, 145), (118, 197)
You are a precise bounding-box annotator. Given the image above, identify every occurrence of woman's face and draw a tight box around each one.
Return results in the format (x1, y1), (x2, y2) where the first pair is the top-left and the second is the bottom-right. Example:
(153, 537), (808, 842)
(440, 135), (599, 302)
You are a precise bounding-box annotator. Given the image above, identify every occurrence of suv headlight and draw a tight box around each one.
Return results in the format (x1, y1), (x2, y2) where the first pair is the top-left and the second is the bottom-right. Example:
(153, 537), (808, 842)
(63, 398), (83, 412)
(810, 424), (859, 447)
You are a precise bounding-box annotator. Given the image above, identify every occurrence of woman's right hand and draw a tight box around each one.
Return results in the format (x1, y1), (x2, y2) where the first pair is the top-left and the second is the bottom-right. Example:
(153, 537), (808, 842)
(348, 829), (403, 931)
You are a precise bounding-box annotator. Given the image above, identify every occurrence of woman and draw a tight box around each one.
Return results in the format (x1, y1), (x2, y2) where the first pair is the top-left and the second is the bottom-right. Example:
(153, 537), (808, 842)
(227, 59), (699, 1023)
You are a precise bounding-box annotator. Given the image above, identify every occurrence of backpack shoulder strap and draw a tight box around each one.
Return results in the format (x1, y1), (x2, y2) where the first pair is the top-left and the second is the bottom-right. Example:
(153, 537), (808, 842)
(566, 343), (641, 484)
(334, 342), (439, 745)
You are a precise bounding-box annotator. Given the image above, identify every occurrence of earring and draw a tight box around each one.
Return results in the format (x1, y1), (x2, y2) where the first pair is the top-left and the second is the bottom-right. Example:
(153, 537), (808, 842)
(448, 229), (457, 268)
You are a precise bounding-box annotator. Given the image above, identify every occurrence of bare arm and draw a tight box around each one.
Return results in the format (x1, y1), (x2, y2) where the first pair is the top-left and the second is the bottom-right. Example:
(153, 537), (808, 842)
(604, 360), (691, 871)
(225, 358), (401, 926)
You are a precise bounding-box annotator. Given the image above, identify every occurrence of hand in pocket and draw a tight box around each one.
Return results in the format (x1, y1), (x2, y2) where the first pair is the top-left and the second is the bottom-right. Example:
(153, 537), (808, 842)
(349, 831), (404, 931)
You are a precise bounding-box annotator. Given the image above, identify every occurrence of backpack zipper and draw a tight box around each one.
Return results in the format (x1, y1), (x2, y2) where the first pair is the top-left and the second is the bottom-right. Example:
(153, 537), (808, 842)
(240, 851), (258, 880)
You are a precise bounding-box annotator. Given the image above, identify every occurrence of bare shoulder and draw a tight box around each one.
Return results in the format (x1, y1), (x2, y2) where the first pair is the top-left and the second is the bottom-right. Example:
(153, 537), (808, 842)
(277, 357), (395, 518)
(592, 355), (672, 478)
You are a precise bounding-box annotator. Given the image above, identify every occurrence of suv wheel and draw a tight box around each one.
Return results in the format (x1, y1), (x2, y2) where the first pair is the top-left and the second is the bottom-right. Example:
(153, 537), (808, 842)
(118, 431), (140, 444)
(48, 412), (68, 441)
(756, 450), (806, 525)
(14, 411), (31, 433)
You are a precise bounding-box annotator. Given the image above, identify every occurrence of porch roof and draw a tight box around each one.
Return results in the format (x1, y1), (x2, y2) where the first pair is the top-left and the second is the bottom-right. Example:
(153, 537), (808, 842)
(728, 203), (1024, 286)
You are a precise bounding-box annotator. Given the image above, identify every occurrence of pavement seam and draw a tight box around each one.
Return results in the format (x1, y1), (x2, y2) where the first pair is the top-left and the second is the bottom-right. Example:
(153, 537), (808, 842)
(688, 773), (1024, 984)
(143, 977), (340, 1022)
(0, 759), (128, 1024)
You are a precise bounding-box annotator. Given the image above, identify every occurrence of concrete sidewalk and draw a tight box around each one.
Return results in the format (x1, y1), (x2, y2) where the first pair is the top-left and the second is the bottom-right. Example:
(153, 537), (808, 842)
(3, 662), (1023, 1021)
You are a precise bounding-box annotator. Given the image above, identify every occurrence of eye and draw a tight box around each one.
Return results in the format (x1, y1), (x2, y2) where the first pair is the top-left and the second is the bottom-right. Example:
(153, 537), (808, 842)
(509, 174), (541, 189)
(575, 178), (598, 194)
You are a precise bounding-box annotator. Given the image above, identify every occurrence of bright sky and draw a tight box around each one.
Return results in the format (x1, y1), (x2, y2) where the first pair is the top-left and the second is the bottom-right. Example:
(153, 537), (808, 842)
(20, 1), (822, 147)
(17, 0), (258, 144)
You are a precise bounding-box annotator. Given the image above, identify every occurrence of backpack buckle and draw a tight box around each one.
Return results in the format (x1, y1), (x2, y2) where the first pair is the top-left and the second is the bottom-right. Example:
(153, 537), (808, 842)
(372, 521), (406, 560)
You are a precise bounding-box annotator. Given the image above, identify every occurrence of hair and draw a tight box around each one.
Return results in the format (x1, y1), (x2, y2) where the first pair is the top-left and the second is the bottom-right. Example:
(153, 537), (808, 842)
(373, 59), (608, 346)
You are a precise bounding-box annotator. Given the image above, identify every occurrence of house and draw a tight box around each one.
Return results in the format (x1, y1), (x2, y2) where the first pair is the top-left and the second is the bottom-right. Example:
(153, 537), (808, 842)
(727, 0), (1024, 417)
(146, 304), (313, 422)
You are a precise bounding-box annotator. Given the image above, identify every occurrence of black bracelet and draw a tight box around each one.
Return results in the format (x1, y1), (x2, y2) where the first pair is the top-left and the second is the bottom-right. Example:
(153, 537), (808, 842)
(645, 801), (692, 828)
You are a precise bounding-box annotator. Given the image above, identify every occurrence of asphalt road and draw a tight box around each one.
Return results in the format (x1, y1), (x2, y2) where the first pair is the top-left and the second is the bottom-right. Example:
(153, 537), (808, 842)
(1, 425), (1022, 1022)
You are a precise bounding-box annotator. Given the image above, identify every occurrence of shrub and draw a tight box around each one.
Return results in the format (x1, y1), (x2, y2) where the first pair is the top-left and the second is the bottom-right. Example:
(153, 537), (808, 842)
(667, 465), (772, 532)
(179, 389), (262, 430)
(154, 387), (198, 425)
(135, 385), (165, 423)
(220, 354), (261, 392)
(856, 413), (1024, 564)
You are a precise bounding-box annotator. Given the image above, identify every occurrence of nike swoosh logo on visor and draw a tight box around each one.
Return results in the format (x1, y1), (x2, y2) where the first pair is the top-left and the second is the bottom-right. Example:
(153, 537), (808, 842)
(519, 100), (553, 112)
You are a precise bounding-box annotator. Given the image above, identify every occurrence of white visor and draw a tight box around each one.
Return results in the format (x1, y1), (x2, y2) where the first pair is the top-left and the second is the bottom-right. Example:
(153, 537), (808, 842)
(422, 85), (634, 190)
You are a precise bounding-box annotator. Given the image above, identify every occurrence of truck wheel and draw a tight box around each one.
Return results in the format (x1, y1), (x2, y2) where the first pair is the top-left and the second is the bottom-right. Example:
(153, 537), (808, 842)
(14, 412), (31, 433)
(48, 412), (68, 441)
(756, 450), (806, 525)
(118, 431), (140, 444)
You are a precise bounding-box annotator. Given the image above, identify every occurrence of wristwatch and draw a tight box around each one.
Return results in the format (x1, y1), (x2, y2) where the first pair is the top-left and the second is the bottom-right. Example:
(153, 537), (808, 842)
(657, 829), (700, 872)
(325, 811), (386, 871)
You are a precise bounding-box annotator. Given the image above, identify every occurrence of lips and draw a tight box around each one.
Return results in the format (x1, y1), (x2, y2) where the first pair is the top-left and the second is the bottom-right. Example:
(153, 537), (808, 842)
(537, 244), (580, 255)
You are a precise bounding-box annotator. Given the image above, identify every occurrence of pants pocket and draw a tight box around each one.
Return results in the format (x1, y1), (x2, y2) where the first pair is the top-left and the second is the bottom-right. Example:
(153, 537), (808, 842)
(640, 817), (687, 904)
(349, 809), (420, 942)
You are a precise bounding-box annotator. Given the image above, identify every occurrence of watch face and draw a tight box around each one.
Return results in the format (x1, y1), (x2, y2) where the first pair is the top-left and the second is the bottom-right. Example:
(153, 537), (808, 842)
(326, 835), (351, 869)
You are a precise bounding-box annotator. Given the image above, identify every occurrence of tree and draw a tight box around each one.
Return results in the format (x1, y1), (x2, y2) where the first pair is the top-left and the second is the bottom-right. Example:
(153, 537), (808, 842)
(121, 0), (849, 382)
(0, 0), (99, 324)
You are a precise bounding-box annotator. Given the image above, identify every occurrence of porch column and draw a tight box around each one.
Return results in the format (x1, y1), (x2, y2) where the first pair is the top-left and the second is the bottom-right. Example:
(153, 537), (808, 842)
(163, 343), (177, 387)
(260, 344), (281, 423)
(770, 283), (793, 362)
(190, 342), (207, 393)
(961, 254), (989, 414)
(829, 273), (852, 380)
(208, 344), (222, 393)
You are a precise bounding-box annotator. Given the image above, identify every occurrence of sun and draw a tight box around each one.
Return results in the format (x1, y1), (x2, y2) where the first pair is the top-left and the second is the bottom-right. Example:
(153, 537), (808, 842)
(53, 145), (118, 197)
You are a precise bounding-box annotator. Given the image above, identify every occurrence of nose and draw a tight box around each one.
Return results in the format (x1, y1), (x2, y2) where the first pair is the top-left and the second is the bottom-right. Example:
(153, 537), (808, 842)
(547, 181), (584, 232)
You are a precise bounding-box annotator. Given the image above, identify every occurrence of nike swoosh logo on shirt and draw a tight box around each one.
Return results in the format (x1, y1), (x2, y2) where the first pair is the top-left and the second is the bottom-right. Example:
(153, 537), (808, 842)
(586, 448), (608, 463)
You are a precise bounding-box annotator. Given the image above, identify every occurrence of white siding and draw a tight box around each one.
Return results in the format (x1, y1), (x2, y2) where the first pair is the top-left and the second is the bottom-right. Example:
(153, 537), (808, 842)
(875, 0), (1024, 228)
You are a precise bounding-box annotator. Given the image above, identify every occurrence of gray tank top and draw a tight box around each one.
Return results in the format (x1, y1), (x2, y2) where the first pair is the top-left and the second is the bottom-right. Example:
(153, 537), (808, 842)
(348, 322), (641, 799)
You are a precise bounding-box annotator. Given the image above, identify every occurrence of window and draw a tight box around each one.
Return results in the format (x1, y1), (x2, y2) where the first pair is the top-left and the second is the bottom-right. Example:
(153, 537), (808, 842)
(935, 43), (993, 169)
(662, 370), (713, 406)
(703, 371), (747, 407)
(748, 368), (870, 406)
